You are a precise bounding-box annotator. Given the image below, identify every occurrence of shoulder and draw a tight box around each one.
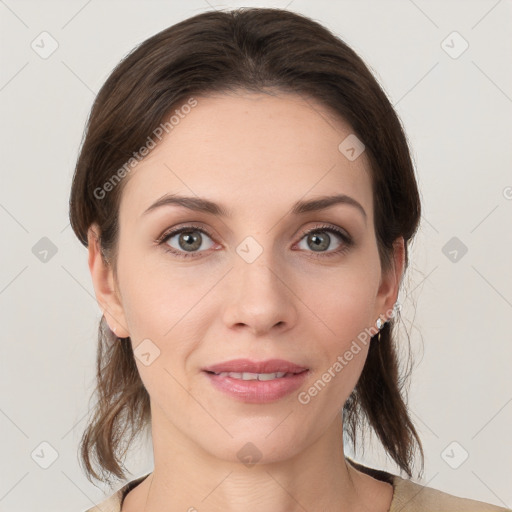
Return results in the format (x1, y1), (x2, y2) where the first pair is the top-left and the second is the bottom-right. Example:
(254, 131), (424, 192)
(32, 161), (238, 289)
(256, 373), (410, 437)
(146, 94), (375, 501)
(391, 474), (511, 512)
(82, 473), (151, 512)
(83, 492), (121, 512)
(81, 467), (511, 512)
(346, 458), (510, 512)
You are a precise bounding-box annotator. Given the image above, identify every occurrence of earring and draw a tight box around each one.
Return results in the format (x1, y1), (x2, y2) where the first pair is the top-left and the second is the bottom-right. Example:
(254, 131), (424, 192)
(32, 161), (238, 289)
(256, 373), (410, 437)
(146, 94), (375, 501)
(375, 316), (385, 342)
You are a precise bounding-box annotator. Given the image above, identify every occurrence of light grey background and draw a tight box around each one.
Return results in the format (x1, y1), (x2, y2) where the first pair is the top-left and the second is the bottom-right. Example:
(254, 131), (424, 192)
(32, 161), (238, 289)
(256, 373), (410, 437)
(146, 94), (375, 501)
(1, 0), (511, 510)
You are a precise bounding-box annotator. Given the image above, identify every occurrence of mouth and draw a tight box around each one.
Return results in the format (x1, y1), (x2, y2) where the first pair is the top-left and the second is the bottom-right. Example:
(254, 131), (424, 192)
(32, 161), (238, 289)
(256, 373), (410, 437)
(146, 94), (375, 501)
(202, 358), (308, 375)
(203, 370), (307, 381)
(202, 359), (310, 403)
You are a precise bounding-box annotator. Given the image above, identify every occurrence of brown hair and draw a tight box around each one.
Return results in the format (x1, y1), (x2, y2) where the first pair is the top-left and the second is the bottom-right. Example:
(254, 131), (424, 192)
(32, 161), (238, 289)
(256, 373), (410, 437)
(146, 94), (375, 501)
(69, 7), (423, 486)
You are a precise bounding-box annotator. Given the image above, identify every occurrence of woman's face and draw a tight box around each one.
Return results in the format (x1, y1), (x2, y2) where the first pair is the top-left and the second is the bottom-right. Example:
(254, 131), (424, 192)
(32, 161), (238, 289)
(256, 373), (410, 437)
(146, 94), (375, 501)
(89, 91), (402, 464)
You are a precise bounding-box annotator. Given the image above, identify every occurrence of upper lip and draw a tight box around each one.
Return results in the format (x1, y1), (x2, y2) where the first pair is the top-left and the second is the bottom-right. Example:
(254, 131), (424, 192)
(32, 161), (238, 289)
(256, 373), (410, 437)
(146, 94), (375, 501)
(202, 358), (308, 374)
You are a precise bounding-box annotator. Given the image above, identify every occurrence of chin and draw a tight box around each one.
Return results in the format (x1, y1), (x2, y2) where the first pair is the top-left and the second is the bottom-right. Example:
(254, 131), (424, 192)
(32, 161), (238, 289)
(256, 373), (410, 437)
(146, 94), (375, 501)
(198, 428), (307, 467)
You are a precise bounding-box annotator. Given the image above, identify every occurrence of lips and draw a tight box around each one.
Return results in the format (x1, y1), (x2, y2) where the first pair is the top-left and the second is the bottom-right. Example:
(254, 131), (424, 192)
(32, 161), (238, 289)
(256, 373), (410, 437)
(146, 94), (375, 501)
(202, 358), (308, 375)
(203, 359), (310, 403)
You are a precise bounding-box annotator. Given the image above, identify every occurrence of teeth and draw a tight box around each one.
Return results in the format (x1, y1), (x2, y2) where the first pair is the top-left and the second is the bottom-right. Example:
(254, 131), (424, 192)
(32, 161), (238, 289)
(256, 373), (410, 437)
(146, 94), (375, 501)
(216, 371), (287, 380)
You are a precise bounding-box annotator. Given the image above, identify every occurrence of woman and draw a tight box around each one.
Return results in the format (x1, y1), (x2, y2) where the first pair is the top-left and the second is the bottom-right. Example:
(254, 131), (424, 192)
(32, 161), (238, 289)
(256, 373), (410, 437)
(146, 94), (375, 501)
(69, 7), (510, 512)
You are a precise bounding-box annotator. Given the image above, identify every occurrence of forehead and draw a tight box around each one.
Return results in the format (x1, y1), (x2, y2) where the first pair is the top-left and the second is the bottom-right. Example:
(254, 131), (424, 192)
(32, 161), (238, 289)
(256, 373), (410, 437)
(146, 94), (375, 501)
(119, 92), (373, 224)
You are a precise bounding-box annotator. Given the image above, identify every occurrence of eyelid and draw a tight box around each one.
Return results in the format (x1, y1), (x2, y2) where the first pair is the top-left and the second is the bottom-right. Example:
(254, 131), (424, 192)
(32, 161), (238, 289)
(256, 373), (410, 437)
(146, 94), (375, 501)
(156, 222), (354, 258)
(156, 222), (215, 244)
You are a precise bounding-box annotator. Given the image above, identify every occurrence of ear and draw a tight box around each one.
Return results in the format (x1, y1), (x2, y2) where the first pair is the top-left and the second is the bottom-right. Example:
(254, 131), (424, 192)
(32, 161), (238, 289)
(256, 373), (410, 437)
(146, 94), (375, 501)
(375, 236), (405, 322)
(87, 223), (130, 338)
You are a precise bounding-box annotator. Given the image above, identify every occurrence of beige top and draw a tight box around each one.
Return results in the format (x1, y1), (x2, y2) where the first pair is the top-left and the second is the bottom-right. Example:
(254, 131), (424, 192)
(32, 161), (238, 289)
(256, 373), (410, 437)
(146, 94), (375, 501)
(84, 460), (511, 512)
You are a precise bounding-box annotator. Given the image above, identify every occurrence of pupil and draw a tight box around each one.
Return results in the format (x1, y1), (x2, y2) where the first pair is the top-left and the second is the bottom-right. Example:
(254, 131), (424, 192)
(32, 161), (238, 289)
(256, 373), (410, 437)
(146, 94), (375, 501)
(181, 232), (201, 251)
(310, 233), (329, 251)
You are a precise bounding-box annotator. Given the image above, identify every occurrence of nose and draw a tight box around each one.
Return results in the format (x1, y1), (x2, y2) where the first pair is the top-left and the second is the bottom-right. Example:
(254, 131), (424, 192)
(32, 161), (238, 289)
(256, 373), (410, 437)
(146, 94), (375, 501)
(222, 253), (298, 337)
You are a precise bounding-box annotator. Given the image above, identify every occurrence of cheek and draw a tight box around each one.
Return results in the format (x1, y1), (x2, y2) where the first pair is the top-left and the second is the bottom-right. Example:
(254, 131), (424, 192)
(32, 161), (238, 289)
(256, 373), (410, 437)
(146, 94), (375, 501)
(116, 250), (208, 379)
(116, 246), (189, 337)
(299, 264), (378, 397)
(304, 264), (379, 342)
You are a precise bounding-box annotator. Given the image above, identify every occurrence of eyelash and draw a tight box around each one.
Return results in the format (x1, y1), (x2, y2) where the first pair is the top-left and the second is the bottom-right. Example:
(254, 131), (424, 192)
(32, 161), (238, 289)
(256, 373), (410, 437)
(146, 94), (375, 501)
(156, 223), (353, 260)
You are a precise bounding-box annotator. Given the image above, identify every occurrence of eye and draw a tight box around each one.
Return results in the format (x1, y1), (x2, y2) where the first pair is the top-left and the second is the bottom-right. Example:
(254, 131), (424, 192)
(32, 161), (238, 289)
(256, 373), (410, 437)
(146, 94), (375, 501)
(295, 224), (353, 258)
(157, 223), (353, 260)
(158, 224), (216, 259)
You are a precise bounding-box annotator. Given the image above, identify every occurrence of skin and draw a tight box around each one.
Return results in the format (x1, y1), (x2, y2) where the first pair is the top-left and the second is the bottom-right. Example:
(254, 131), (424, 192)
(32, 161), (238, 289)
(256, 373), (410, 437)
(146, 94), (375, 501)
(88, 91), (404, 511)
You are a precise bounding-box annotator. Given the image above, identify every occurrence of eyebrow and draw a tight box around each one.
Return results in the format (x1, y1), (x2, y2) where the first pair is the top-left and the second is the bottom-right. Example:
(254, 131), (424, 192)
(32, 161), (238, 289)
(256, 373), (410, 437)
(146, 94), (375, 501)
(142, 193), (367, 222)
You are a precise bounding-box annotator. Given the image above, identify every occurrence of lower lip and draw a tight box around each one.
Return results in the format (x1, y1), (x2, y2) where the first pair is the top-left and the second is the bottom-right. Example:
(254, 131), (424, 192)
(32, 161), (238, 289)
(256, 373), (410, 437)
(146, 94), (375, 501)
(203, 371), (309, 403)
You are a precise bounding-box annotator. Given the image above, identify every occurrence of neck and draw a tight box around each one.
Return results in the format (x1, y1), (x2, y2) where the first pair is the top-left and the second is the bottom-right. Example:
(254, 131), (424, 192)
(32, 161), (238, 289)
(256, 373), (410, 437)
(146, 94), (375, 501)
(125, 404), (391, 512)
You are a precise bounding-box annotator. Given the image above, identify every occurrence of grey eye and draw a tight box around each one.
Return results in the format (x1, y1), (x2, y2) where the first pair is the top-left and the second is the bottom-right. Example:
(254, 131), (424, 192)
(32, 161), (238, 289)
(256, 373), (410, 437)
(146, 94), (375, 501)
(297, 230), (343, 252)
(166, 229), (214, 253)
